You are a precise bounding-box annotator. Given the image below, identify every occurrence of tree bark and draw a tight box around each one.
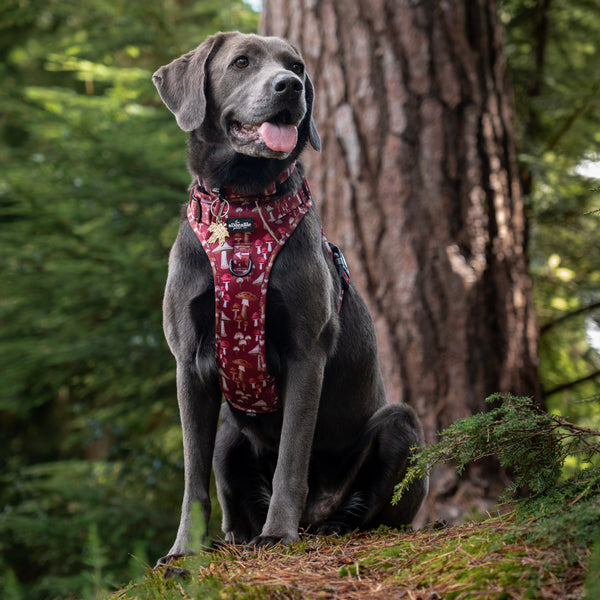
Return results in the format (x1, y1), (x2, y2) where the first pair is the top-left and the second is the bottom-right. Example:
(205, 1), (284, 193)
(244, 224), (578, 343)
(261, 0), (542, 524)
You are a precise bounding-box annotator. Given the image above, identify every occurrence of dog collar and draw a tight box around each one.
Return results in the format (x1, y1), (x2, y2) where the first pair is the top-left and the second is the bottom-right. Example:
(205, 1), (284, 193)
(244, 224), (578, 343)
(187, 176), (312, 414)
(196, 161), (297, 199)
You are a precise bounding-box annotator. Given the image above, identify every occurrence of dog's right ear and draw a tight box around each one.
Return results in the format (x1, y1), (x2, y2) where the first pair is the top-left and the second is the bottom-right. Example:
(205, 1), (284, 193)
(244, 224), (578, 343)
(304, 74), (321, 152)
(152, 35), (223, 132)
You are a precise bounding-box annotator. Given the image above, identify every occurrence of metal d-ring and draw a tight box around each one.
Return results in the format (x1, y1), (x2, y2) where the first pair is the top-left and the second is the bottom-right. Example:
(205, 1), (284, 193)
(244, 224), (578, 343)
(229, 258), (253, 277)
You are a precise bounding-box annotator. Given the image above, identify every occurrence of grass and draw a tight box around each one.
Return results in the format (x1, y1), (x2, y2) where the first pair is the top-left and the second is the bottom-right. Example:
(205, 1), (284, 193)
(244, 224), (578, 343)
(110, 468), (600, 600)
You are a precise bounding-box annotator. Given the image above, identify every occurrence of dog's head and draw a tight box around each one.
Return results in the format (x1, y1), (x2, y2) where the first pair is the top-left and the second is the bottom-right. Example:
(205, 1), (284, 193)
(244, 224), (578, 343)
(153, 32), (321, 164)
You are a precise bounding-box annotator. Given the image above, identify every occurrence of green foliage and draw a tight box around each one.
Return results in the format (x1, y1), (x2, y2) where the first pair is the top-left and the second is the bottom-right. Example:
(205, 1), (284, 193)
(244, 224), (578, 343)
(389, 393), (600, 594)
(510, 466), (600, 558)
(584, 535), (600, 599)
(0, 1), (257, 598)
(394, 394), (600, 504)
(1, 569), (23, 600)
(82, 524), (109, 599)
(0, 456), (183, 599)
(501, 0), (600, 412)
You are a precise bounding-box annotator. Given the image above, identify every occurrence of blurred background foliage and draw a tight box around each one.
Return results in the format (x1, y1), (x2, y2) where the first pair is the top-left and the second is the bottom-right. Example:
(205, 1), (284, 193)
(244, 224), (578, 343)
(500, 0), (600, 429)
(0, 0), (598, 598)
(0, 2), (258, 598)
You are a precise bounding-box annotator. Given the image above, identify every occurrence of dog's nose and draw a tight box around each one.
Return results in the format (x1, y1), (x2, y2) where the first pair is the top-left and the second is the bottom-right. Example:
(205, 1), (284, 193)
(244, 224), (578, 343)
(272, 74), (303, 96)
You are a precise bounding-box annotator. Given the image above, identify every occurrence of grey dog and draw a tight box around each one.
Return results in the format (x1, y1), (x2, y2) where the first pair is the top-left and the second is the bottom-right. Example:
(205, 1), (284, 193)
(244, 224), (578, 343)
(152, 32), (428, 562)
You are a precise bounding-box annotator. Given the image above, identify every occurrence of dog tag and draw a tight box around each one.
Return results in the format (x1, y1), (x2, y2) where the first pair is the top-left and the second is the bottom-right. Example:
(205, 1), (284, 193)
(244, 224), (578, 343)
(207, 219), (229, 246)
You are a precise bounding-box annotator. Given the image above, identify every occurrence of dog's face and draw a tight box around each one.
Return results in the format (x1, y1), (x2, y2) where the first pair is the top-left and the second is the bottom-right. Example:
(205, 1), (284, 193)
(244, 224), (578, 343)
(153, 33), (321, 161)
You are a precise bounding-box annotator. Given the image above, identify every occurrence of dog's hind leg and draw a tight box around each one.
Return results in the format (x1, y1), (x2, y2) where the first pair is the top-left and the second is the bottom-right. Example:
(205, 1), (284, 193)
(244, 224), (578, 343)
(213, 406), (274, 544)
(316, 403), (428, 534)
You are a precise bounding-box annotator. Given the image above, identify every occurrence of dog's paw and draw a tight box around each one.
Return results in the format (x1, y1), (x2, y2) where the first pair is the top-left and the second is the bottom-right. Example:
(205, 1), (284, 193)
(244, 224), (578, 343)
(162, 565), (191, 580)
(249, 535), (283, 548)
(315, 524), (343, 537)
(154, 554), (186, 570)
(315, 521), (355, 537)
(249, 533), (297, 548)
(222, 530), (253, 545)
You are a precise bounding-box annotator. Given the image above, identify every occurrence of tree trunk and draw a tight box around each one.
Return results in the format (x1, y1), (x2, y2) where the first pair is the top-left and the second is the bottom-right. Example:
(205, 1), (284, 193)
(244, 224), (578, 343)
(261, 0), (542, 524)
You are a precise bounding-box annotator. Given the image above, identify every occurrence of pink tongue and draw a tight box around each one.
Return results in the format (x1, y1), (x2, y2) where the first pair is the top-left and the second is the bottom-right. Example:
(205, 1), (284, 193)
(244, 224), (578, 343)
(258, 122), (298, 153)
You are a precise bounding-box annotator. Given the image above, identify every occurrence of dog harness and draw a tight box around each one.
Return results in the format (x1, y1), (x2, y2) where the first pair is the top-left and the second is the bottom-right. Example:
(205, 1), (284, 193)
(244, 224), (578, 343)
(187, 169), (349, 415)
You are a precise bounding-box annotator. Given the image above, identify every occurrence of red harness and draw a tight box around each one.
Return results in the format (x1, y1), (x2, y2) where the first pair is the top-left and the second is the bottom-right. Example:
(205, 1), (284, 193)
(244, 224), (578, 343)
(188, 171), (313, 413)
(187, 169), (349, 415)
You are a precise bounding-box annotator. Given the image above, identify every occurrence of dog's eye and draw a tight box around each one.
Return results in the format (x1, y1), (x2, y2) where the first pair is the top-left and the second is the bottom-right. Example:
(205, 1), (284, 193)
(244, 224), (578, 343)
(233, 56), (249, 69)
(290, 62), (304, 76)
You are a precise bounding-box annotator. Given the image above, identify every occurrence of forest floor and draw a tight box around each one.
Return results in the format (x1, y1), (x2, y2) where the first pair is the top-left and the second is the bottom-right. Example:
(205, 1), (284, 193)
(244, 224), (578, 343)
(112, 469), (600, 600)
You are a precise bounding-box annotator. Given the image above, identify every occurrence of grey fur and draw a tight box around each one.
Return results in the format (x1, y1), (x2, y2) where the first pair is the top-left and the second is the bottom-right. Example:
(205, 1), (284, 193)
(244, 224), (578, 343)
(153, 32), (428, 564)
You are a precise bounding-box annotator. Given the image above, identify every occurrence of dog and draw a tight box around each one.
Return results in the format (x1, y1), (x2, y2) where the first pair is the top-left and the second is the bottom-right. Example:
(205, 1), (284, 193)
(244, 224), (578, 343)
(152, 32), (428, 562)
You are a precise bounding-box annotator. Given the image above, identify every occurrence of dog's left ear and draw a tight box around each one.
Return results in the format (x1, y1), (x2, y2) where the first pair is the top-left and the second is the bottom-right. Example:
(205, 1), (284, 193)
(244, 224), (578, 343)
(304, 74), (321, 152)
(153, 34), (225, 132)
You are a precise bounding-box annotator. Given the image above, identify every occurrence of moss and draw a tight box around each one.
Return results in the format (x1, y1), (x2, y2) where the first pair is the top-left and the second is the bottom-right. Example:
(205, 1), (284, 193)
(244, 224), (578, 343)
(509, 466), (600, 561)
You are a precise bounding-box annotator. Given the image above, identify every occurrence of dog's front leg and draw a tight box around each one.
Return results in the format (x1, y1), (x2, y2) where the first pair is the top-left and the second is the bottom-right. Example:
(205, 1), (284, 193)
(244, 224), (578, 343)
(254, 351), (325, 546)
(158, 363), (221, 564)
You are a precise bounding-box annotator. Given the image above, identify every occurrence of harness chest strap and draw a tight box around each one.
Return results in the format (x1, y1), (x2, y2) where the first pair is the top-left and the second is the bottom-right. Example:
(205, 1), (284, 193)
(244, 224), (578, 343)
(187, 177), (349, 414)
(188, 179), (312, 413)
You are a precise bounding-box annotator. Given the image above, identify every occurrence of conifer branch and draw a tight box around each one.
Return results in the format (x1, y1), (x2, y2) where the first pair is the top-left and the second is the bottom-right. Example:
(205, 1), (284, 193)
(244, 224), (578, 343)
(394, 394), (600, 504)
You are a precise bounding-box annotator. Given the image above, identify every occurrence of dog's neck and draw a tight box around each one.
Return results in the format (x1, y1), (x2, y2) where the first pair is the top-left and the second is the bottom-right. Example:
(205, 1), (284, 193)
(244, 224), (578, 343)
(188, 131), (307, 196)
(195, 161), (298, 201)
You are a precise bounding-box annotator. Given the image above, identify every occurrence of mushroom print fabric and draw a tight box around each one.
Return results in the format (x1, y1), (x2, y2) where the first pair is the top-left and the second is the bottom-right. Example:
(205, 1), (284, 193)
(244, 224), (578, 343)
(187, 179), (313, 413)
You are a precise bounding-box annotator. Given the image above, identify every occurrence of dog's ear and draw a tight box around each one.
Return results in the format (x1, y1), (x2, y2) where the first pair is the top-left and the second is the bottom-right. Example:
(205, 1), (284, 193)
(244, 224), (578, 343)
(304, 74), (321, 152)
(152, 34), (224, 132)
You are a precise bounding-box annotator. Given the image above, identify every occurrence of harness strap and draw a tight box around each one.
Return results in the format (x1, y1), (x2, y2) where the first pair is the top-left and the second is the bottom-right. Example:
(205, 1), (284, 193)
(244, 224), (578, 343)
(187, 177), (351, 415)
(188, 180), (312, 414)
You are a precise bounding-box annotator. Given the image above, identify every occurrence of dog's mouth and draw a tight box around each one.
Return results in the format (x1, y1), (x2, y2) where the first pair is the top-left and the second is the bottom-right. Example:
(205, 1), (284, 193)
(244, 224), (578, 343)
(230, 111), (299, 154)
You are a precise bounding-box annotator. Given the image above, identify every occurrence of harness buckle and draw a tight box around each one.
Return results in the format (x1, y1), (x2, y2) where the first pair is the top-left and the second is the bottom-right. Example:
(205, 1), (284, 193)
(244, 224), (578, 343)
(328, 242), (350, 290)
